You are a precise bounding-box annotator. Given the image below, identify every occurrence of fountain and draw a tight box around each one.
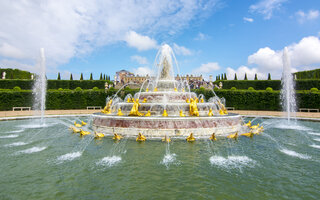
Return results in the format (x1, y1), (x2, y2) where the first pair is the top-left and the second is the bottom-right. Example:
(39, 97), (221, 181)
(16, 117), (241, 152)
(281, 47), (296, 121)
(92, 44), (242, 138)
(32, 48), (47, 123)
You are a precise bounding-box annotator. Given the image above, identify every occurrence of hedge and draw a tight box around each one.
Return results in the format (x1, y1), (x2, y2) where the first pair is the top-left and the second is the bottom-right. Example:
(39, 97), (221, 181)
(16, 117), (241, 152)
(0, 89), (106, 110)
(0, 68), (32, 79)
(193, 88), (320, 111)
(213, 80), (320, 90)
(0, 80), (110, 90)
(294, 68), (320, 80)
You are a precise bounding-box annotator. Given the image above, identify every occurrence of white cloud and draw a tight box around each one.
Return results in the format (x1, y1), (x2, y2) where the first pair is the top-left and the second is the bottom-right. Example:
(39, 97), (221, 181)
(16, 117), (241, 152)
(173, 43), (192, 56)
(0, 0), (218, 73)
(296, 10), (319, 23)
(247, 36), (320, 78)
(131, 55), (148, 65)
(192, 62), (220, 74)
(124, 31), (158, 51)
(226, 66), (265, 80)
(194, 32), (208, 40)
(132, 67), (153, 76)
(249, 0), (287, 19)
(243, 17), (254, 22)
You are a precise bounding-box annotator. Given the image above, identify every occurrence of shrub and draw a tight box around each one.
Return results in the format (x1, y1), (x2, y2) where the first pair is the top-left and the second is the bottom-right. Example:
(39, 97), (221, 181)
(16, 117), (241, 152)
(248, 87), (254, 91)
(92, 87), (99, 91)
(266, 87), (273, 92)
(231, 87), (236, 91)
(310, 88), (318, 92)
(58, 88), (63, 91)
(13, 86), (21, 91)
(75, 87), (82, 92)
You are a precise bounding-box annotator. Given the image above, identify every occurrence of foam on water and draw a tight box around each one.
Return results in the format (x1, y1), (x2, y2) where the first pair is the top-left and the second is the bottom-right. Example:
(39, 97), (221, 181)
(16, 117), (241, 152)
(310, 144), (320, 149)
(19, 123), (53, 129)
(6, 129), (24, 133)
(16, 146), (47, 155)
(57, 152), (82, 162)
(4, 142), (28, 147)
(313, 138), (320, 142)
(161, 153), (178, 168)
(275, 123), (310, 131)
(0, 134), (19, 139)
(96, 156), (122, 167)
(280, 148), (311, 160)
(308, 132), (320, 136)
(209, 156), (256, 170)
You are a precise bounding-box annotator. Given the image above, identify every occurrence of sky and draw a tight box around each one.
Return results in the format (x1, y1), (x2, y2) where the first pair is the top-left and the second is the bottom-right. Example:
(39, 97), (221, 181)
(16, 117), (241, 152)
(0, 0), (319, 80)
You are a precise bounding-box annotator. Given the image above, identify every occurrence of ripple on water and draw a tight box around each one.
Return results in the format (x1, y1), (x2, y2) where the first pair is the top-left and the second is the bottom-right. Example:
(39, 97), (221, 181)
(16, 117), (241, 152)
(4, 142), (28, 147)
(275, 123), (311, 131)
(96, 156), (122, 167)
(310, 144), (320, 149)
(57, 152), (82, 163)
(308, 132), (320, 136)
(313, 138), (320, 142)
(16, 147), (47, 155)
(279, 148), (311, 160)
(6, 129), (24, 133)
(0, 134), (19, 139)
(209, 155), (256, 171)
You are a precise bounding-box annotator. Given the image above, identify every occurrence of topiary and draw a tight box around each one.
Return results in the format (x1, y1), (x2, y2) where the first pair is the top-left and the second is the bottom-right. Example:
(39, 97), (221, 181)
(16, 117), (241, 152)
(13, 86), (21, 91)
(58, 88), (63, 91)
(248, 87), (254, 91)
(266, 87), (273, 92)
(92, 87), (99, 91)
(310, 88), (318, 92)
(231, 87), (236, 91)
(75, 87), (82, 92)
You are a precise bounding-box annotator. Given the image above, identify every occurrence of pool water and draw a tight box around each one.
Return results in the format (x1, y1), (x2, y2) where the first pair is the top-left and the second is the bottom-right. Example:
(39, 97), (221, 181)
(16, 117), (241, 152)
(0, 116), (319, 199)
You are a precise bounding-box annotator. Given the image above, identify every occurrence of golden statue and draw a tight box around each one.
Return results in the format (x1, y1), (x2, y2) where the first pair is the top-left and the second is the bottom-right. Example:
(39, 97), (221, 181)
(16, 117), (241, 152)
(113, 133), (123, 140)
(153, 87), (158, 92)
(162, 135), (171, 143)
(179, 110), (186, 117)
(186, 133), (195, 142)
(189, 98), (199, 116)
(208, 108), (214, 116)
(142, 98), (147, 103)
(162, 109), (168, 117)
(136, 133), (146, 142)
(146, 88), (149, 92)
(174, 88), (178, 92)
(129, 99), (144, 116)
(117, 108), (124, 116)
(209, 133), (217, 141)
(102, 99), (113, 114)
(145, 110), (151, 116)
(200, 98), (204, 103)
(186, 98), (190, 103)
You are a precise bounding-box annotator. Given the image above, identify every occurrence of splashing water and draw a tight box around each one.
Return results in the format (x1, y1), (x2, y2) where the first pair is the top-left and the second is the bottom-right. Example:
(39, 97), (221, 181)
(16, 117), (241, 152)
(279, 148), (311, 160)
(57, 152), (82, 163)
(0, 134), (19, 139)
(280, 47), (296, 121)
(16, 146), (47, 155)
(96, 156), (122, 167)
(32, 48), (47, 124)
(209, 155), (256, 171)
(4, 142), (29, 147)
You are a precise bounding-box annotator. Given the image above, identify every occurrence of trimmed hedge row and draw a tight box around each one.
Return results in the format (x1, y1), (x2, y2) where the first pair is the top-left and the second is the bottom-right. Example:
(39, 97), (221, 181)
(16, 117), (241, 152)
(213, 80), (320, 90)
(294, 68), (320, 80)
(0, 90), (106, 111)
(0, 80), (109, 90)
(1, 88), (319, 111)
(0, 68), (32, 79)
(193, 88), (320, 111)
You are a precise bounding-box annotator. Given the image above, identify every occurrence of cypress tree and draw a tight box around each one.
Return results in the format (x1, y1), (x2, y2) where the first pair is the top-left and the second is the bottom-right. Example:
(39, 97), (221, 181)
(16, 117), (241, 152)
(234, 73), (237, 80)
(80, 73), (83, 80)
(100, 73), (103, 80)
(254, 73), (258, 80)
(244, 73), (248, 80)
(224, 73), (227, 80)
(103, 74), (106, 80)
(268, 73), (271, 80)
(57, 72), (61, 80)
(90, 73), (93, 80)
(70, 73), (73, 80)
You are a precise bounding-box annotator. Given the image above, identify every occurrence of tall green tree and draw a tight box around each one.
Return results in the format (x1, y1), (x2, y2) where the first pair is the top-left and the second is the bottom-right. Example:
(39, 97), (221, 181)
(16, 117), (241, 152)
(103, 74), (106, 80)
(224, 73), (227, 80)
(254, 73), (258, 80)
(100, 73), (103, 80)
(244, 73), (248, 80)
(90, 73), (93, 80)
(234, 73), (237, 80)
(70, 73), (73, 80)
(80, 73), (83, 80)
(57, 72), (61, 80)
(268, 73), (271, 80)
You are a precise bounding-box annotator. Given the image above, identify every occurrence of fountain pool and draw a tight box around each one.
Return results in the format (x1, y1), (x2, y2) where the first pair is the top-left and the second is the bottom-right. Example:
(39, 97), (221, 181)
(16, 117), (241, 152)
(0, 116), (320, 199)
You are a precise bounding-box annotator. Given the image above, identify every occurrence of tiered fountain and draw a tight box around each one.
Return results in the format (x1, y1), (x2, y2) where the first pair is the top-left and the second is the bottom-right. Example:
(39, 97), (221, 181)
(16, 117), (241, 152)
(92, 44), (242, 138)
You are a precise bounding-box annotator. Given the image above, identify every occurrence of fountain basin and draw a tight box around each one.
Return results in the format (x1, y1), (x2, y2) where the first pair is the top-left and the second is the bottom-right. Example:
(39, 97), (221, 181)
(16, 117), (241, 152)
(92, 112), (242, 137)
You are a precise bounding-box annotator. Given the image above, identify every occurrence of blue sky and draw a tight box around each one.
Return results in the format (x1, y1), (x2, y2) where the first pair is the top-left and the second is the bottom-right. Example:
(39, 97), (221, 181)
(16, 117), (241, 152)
(0, 0), (319, 80)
